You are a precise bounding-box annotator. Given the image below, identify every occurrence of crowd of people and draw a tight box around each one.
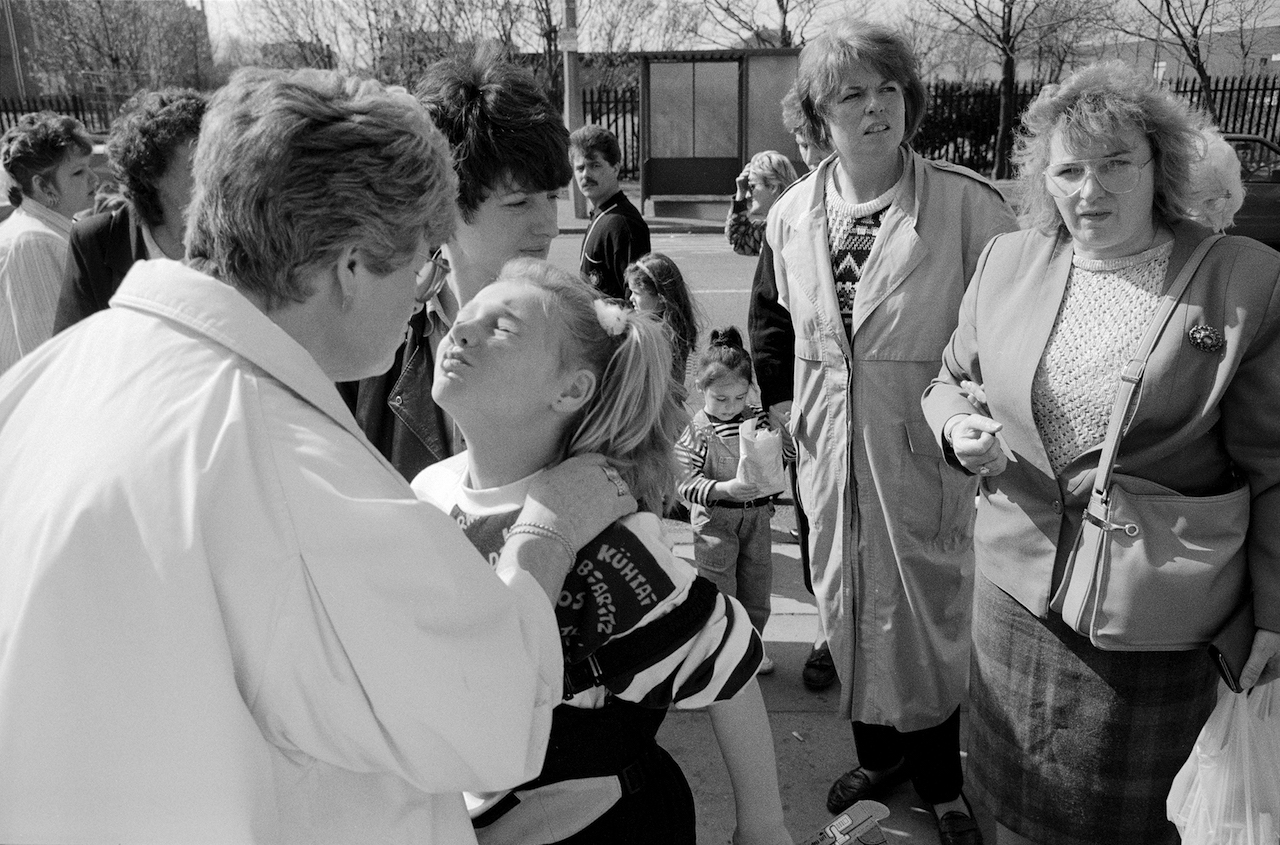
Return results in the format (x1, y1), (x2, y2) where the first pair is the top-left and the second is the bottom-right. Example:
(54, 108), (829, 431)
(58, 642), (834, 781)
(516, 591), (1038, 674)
(0, 17), (1277, 845)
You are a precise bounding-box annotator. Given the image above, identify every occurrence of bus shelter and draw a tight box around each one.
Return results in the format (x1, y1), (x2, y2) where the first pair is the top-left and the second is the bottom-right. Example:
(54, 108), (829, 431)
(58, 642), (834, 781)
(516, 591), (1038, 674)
(638, 48), (802, 220)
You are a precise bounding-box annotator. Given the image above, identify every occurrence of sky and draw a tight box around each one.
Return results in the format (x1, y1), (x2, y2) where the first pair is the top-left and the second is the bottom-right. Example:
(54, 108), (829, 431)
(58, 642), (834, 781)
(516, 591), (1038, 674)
(198, 0), (1280, 58)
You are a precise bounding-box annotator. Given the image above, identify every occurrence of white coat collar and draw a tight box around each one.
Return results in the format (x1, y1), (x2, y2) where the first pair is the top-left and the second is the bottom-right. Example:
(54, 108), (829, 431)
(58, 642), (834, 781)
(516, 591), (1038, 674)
(109, 259), (364, 441)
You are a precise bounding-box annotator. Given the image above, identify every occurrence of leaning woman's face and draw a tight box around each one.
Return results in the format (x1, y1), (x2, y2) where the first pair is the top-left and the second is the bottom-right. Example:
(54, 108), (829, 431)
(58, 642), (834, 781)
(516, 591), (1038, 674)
(337, 238), (432, 380)
(1047, 124), (1158, 261)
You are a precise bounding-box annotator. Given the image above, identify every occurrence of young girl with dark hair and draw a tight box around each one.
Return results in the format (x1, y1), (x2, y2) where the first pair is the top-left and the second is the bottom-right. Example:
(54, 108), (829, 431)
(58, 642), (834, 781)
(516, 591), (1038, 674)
(677, 327), (792, 675)
(412, 260), (789, 845)
(623, 251), (702, 385)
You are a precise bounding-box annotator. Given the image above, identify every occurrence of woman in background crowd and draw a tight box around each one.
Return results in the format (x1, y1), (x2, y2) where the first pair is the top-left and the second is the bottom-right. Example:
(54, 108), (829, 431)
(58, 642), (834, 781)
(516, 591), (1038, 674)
(749, 22), (1016, 845)
(923, 61), (1280, 845)
(0, 111), (96, 372)
(54, 88), (206, 331)
(727, 150), (799, 256)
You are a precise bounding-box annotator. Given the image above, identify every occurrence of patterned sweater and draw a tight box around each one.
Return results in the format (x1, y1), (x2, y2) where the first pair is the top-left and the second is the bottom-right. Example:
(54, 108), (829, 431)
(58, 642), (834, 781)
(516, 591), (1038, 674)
(824, 166), (900, 341)
(1032, 241), (1173, 474)
(725, 198), (766, 256)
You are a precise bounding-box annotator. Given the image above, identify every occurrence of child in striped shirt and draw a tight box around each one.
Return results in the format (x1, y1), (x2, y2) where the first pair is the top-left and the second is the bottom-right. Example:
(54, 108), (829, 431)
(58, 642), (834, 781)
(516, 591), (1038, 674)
(677, 326), (793, 674)
(412, 261), (788, 845)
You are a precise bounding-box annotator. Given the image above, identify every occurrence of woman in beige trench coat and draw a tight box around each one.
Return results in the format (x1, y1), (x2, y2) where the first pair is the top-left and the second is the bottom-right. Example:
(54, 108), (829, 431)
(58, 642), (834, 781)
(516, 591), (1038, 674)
(748, 22), (1015, 845)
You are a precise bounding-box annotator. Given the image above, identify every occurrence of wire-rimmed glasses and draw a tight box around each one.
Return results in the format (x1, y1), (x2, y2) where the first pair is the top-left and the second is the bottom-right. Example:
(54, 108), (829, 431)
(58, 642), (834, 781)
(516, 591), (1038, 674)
(1044, 155), (1153, 198)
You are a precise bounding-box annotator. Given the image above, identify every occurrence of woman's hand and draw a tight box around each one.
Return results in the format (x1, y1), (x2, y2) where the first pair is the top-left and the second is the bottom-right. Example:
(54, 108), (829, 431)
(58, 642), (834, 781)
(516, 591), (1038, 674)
(735, 168), (751, 202)
(520, 455), (637, 551)
(717, 478), (763, 502)
(1241, 628), (1280, 689)
(946, 414), (1008, 477)
(506, 455), (637, 601)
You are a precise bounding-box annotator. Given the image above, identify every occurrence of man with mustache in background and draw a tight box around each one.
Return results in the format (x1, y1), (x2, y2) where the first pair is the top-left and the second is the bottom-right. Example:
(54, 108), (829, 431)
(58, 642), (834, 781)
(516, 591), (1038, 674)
(571, 124), (650, 300)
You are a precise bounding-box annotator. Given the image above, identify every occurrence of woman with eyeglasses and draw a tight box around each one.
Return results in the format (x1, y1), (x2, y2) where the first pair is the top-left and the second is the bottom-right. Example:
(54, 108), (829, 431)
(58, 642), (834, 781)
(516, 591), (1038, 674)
(923, 62), (1280, 845)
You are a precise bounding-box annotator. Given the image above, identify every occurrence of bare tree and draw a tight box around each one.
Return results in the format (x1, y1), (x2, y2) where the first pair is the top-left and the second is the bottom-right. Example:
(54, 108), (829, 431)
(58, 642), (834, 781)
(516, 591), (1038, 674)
(580, 0), (702, 53)
(1119, 0), (1220, 118)
(1219, 0), (1271, 76)
(920, 0), (1111, 175)
(695, 0), (833, 48)
(920, 0), (1048, 177)
(887, 0), (998, 81)
(1025, 0), (1117, 80)
(22, 0), (215, 98)
(241, 0), (350, 71)
(242, 0), (552, 85)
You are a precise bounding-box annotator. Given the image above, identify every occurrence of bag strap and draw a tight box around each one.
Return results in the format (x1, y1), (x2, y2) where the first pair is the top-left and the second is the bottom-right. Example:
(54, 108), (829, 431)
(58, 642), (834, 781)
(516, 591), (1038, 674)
(1091, 234), (1223, 498)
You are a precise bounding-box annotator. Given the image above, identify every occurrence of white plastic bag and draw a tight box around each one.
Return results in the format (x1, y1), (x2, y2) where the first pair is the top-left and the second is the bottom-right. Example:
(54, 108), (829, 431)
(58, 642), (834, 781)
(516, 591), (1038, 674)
(1168, 681), (1280, 845)
(736, 417), (787, 497)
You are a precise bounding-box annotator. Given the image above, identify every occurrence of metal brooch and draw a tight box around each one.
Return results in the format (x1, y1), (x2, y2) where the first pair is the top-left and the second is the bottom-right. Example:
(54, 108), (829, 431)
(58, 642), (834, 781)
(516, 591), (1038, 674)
(1187, 324), (1225, 353)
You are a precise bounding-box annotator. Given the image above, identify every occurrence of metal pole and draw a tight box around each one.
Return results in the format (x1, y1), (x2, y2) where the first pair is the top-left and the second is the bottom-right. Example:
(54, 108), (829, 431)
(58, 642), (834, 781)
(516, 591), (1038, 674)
(563, 0), (587, 219)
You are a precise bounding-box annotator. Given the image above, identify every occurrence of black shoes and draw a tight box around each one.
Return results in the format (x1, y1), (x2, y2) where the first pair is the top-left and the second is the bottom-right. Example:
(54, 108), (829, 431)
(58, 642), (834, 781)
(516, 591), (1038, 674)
(803, 642), (837, 691)
(825, 762), (908, 815)
(931, 794), (983, 845)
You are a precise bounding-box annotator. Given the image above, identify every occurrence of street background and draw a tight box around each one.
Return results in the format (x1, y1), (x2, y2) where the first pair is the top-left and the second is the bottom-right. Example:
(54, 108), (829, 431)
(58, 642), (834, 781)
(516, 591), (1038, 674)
(546, 187), (996, 844)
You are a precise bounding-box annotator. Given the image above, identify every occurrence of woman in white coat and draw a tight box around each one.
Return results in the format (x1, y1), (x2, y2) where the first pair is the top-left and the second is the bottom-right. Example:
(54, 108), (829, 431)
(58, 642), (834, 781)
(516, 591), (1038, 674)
(748, 22), (1015, 845)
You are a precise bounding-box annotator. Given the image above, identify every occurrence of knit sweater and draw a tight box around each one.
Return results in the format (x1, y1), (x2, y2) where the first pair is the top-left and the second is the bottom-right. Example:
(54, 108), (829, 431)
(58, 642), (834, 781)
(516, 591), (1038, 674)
(1031, 240), (1174, 474)
(824, 166), (899, 340)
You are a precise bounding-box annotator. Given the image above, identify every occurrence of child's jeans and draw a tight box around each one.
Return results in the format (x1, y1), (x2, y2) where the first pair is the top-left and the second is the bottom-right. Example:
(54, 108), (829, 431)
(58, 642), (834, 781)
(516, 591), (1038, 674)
(691, 502), (774, 635)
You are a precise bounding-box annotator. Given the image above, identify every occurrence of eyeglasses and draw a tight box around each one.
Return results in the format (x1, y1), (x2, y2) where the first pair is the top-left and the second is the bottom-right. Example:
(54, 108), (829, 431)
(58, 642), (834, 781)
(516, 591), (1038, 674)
(415, 250), (450, 305)
(1044, 155), (1153, 198)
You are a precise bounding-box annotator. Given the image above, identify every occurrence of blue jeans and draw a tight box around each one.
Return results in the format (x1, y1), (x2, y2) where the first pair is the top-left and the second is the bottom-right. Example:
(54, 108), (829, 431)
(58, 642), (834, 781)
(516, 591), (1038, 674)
(691, 503), (774, 635)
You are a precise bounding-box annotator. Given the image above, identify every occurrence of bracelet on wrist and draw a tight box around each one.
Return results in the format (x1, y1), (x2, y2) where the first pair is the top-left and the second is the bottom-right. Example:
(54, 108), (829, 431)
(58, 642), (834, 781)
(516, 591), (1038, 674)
(507, 521), (576, 564)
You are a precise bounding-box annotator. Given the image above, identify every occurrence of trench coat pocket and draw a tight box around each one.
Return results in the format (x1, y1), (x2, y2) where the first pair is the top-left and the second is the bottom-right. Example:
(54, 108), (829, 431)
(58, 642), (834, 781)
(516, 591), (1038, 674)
(795, 336), (823, 362)
(902, 420), (974, 546)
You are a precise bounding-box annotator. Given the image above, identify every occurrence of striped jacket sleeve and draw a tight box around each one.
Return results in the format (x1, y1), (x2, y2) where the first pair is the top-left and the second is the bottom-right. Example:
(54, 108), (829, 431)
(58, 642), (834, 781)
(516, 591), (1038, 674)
(588, 513), (763, 710)
(675, 421), (717, 505)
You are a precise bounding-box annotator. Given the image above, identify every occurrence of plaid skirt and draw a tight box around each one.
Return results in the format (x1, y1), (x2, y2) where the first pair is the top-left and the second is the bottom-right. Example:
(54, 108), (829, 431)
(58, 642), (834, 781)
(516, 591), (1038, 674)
(968, 572), (1218, 845)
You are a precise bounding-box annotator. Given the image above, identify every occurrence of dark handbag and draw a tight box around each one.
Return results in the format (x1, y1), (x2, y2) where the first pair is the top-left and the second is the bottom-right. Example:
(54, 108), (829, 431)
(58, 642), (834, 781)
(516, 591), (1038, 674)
(1049, 234), (1252, 651)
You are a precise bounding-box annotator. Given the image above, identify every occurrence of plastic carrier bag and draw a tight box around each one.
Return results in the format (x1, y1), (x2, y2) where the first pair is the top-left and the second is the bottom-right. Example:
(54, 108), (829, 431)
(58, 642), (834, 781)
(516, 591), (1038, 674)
(1168, 682), (1280, 845)
(736, 416), (787, 497)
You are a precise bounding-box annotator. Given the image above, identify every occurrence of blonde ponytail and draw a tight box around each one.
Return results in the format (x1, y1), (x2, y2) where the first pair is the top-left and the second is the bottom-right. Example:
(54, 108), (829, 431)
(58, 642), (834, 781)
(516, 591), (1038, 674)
(497, 258), (688, 512)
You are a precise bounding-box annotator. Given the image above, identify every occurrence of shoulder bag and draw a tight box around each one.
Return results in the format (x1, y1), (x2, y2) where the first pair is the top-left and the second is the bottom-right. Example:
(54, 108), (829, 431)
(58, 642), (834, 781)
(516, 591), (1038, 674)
(1049, 234), (1252, 651)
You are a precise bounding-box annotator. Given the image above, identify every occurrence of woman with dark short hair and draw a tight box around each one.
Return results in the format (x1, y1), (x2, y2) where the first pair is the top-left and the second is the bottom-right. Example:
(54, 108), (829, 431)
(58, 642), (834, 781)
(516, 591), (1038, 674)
(348, 46), (572, 481)
(0, 111), (96, 372)
(53, 88), (205, 332)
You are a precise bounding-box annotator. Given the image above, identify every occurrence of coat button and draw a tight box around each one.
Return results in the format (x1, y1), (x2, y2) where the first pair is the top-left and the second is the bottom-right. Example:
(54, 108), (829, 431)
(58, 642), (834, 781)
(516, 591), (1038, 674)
(1051, 500), (1062, 514)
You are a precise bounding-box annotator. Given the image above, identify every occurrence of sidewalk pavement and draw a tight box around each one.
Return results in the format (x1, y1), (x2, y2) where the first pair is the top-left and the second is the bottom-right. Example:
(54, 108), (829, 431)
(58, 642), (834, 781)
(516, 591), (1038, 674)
(658, 504), (996, 845)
